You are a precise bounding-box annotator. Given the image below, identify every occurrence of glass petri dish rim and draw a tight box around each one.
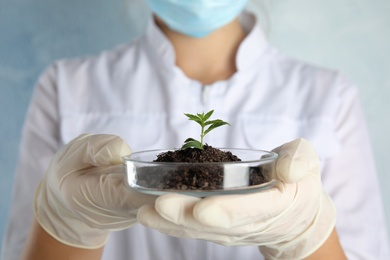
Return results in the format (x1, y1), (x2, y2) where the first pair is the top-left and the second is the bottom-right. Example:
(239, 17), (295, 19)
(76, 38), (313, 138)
(122, 147), (278, 165)
(127, 179), (279, 197)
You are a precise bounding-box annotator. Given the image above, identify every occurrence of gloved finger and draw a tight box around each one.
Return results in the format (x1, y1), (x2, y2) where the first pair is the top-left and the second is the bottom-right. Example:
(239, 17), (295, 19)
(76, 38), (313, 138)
(155, 184), (295, 229)
(138, 204), (245, 245)
(139, 204), (279, 246)
(194, 184), (297, 228)
(83, 134), (131, 166)
(138, 205), (186, 237)
(59, 134), (131, 168)
(141, 190), (319, 244)
(195, 167), (325, 230)
(101, 171), (158, 213)
(61, 165), (157, 230)
(272, 138), (320, 183)
(154, 193), (200, 224)
(147, 194), (226, 234)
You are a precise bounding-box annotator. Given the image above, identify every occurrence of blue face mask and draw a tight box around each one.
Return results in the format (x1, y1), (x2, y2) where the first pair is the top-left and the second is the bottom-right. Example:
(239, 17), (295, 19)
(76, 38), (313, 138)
(146, 0), (248, 38)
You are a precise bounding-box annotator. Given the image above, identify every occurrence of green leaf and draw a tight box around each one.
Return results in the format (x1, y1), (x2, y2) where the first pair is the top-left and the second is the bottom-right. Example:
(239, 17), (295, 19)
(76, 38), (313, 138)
(204, 121), (230, 135)
(184, 113), (203, 126)
(197, 112), (204, 119)
(203, 110), (214, 122)
(183, 137), (196, 143)
(181, 140), (203, 150)
(204, 119), (225, 125)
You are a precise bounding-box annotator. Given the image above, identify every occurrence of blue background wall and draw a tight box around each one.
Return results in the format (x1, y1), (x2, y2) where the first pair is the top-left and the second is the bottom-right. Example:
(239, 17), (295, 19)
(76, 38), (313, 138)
(1, 0), (389, 255)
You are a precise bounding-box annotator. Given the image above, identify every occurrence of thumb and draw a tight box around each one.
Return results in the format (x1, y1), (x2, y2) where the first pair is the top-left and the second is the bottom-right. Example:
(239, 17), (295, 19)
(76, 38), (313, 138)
(84, 134), (131, 166)
(272, 138), (320, 183)
(59, 134), (131, 168)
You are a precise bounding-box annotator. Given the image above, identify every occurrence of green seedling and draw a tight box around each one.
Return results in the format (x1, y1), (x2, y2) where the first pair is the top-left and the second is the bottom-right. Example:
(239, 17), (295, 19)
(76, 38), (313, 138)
(181, 110), (230, 150)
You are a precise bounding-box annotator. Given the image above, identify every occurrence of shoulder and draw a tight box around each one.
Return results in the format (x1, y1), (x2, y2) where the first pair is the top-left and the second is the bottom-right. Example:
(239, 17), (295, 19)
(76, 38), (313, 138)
(264, 46), (359, 103)
(50, 36), (145, 78)
(34, 35), (151, 99)
(30, 36), (152, 114)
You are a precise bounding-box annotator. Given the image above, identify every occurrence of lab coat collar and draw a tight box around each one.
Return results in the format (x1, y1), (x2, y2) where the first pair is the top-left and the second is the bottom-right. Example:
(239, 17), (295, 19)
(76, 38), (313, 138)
(144, 16), (176, 66)
(144, 11), (269, 71)
(236, 12), (269, 71)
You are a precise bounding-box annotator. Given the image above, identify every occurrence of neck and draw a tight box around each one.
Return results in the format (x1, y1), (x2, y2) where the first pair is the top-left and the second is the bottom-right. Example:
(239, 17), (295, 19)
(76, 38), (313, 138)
(156, 17), (247, 85)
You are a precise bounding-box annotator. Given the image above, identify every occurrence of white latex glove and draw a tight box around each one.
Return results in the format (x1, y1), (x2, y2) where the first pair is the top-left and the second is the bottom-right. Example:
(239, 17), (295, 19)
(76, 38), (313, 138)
(34, 134), (156, 249)
(138, 138), (336, 259)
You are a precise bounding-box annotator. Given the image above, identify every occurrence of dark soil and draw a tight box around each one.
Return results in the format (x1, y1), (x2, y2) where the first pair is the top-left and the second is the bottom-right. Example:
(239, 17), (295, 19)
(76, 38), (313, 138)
(136, 145), (267, 190)
(154, 144), (241, 163)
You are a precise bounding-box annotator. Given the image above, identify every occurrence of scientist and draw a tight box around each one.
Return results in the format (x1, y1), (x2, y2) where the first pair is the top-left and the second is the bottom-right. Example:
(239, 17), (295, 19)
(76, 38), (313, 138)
(3, 0), (389, 259)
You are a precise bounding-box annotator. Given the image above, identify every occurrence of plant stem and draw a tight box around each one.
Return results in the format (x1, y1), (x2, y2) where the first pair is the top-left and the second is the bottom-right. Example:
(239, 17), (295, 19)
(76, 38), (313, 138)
(200, 124), (205, 149)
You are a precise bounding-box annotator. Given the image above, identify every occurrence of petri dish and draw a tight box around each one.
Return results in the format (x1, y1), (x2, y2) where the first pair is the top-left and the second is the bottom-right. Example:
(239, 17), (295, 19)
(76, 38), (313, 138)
(123, 148), (278, 197)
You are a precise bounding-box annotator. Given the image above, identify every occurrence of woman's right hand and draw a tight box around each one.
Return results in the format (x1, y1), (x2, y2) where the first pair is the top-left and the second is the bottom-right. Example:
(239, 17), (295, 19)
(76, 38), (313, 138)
(33, 134), (156, 249)
(138, 138), (343, 259)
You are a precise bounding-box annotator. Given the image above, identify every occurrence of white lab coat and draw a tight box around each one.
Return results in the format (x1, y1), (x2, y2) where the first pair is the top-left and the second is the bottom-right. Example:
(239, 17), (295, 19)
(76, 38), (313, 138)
(2, 12), (389, 260)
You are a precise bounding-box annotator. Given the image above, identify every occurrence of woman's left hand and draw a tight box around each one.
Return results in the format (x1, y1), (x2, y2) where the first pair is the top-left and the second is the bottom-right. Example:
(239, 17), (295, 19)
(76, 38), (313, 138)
(34, 134), (157, 249)
(137, 138), (336, 259)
